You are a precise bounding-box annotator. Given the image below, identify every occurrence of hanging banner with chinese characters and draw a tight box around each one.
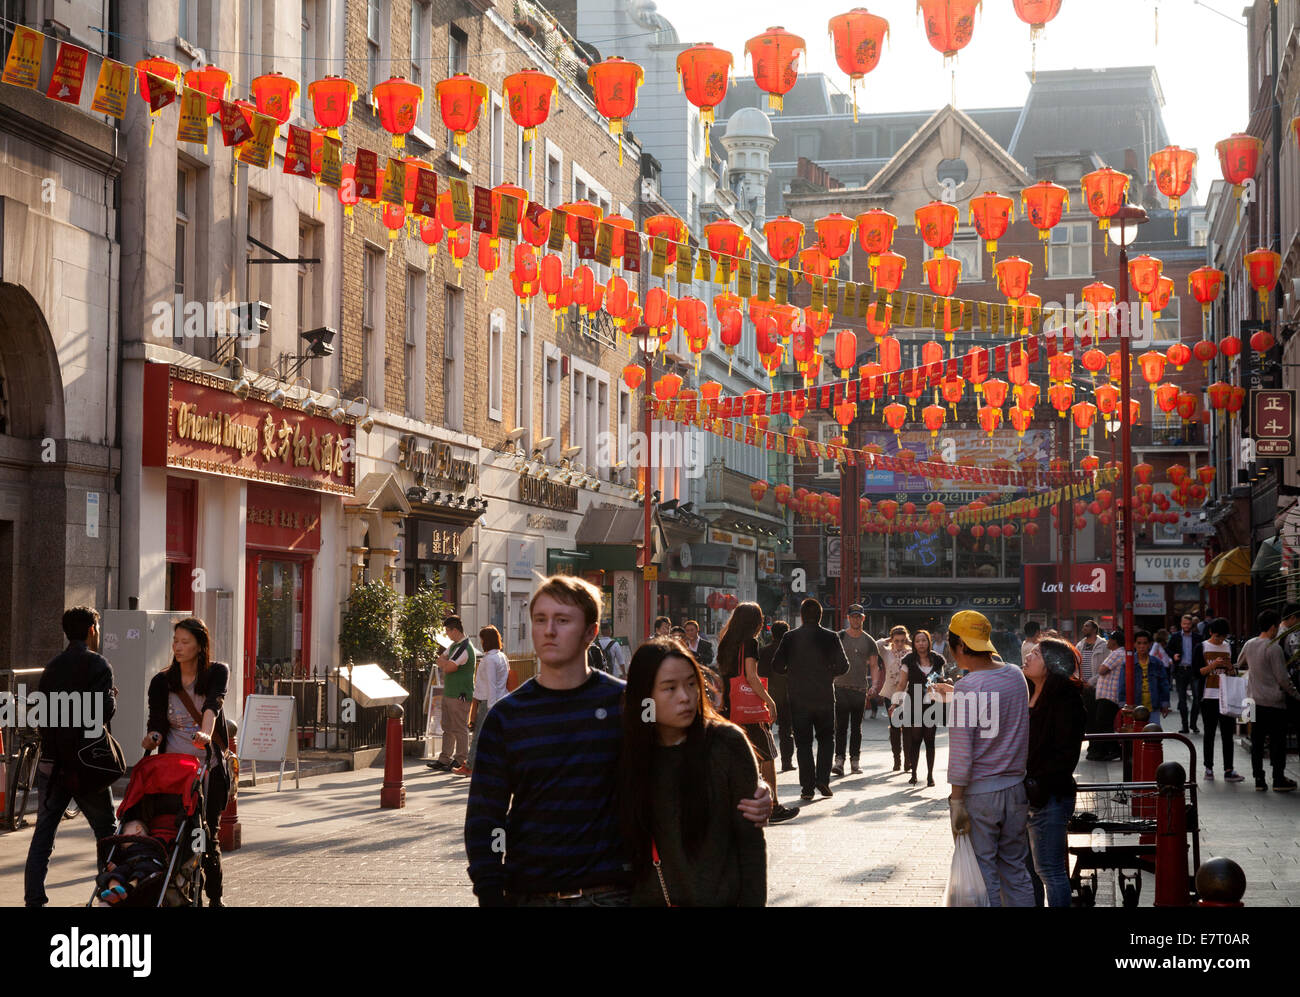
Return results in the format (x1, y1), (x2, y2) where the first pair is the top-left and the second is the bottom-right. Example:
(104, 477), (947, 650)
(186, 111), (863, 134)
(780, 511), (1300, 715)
(142, 364), (356, 495)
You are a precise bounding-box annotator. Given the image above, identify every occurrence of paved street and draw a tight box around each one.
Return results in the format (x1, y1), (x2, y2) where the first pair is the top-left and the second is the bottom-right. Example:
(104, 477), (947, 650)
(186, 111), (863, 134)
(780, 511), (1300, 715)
(3, 719), (1297, 907)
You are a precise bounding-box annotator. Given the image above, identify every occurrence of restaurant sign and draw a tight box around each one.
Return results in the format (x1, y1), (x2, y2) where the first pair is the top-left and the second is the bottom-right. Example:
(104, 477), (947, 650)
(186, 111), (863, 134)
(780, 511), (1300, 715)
(143, 364), (355, 495)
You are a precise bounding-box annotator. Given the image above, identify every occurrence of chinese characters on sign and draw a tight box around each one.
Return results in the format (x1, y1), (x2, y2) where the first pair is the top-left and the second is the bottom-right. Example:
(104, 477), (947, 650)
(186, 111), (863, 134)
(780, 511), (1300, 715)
(1252, 389), (1295, 457)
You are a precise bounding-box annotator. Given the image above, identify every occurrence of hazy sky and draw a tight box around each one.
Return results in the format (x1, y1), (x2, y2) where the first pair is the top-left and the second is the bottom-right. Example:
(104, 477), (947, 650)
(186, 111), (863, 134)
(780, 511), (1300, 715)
(653, 0), (1251, 194)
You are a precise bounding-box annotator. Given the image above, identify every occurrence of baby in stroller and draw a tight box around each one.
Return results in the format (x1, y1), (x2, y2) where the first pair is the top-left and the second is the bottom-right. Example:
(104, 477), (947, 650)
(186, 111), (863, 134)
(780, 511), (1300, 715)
(95, 820), (169, 906)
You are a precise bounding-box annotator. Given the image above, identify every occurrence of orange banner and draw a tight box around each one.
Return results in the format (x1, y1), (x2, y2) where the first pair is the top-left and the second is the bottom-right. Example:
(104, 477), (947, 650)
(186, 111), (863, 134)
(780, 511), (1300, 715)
(1, 25), (43, 89)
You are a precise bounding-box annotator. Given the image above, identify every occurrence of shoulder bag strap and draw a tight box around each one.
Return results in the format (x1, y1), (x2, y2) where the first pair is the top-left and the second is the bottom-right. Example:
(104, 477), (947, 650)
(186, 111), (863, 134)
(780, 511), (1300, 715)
(651, 839), (672, 907)
(176, 685), (229, 753)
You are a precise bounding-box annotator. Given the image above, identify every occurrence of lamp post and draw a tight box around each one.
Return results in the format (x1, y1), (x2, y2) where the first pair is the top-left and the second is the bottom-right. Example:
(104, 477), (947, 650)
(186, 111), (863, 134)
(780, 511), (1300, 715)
(1109, 202), (1148, 707)
(634, 324), (656, 643)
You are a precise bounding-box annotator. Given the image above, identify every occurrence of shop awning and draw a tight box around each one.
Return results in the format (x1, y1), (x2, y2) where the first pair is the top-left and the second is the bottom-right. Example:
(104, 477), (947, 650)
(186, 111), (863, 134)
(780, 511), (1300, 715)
(575, 507), (666, 564)
(1204, 547), (1252, 588)
(1252, 536), (1282, 577)
(685, 542), (737, 570)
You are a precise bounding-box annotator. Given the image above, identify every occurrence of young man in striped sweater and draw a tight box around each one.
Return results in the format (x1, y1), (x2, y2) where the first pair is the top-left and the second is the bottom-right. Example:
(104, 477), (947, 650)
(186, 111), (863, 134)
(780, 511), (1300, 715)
(464, 575), (770, 906)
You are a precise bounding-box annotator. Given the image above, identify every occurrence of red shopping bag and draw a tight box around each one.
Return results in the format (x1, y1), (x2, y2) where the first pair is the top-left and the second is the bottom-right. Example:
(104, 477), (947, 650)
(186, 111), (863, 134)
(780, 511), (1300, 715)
(729, 676), (771, 724)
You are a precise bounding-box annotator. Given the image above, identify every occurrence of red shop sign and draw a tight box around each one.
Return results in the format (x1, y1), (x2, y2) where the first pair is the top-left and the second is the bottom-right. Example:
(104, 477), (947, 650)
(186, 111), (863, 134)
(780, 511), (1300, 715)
(246, 483), (321, 552)
(1021, 563), (1115, 612)
(143, 364), (356, 495)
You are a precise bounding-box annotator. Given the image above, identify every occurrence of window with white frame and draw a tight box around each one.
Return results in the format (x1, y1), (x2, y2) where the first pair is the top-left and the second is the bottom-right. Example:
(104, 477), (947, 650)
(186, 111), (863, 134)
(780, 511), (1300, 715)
(617, 384), (631, 483)
(299, 0), (317, 122)
(542, 346), (561, 462)
(518, 127), (534, 197)
(448, 23), (468, 75)
(490, 94), (505, 187)
(406, 268), (427, 419)
(488, 308), (504, 422)
(175, 166), (193, 344)
(516, 302), (533, 436)
(925, 234), (981, 283)
(545, 142), (563, 209)
(1048, 220), (1092, 279)
(362, 246), (384, 404)
(818, 420), (839, 478)
(444, 284), (464, 430)
(410, 1), (432, 132)
(366, 0), (385, 94)
(1151, 294), (1181, 344)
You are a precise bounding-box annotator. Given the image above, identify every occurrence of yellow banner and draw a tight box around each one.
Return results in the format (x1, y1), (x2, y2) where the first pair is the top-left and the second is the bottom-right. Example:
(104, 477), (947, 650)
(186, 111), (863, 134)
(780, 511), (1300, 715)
(2, 25), (43, 89)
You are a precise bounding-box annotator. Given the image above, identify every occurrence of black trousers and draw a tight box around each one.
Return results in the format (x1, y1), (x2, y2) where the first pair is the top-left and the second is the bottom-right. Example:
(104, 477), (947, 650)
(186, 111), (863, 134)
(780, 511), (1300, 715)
(791, 699), (835, 792)
(887, 707), (902, 763)
(203, 762), (229, 903)
(1200, 698), (1236, 772)
(902, 724), (937, 777)
(774, 691), (794, 767)
(834, 688), (867, 762)
(1087, 699), (1121, 759)
(1174, 667), (1203, 731)
(1250, 704), (1288, 783)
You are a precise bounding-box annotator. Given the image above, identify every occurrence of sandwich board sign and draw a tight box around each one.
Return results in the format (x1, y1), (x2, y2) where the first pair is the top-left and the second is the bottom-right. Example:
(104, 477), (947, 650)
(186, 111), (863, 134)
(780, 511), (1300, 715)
(238, 694), (300, 791)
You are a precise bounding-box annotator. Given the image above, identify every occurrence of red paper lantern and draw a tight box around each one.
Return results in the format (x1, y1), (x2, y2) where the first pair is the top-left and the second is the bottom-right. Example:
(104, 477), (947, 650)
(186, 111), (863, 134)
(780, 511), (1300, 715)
(1219, 335), (1242, 361)
(1021, 181), (1069, 261)
(1192, 339), (1218, 368)
(1164, 342), (1192, 372)
(677, 43), (733, 147)
(1048, 384), (1075, 416)
(829, 8), (890, 118)
(800, 248), (833, 281)
(873, 251), (907, 293)
(1081, 348), (1108, 378)
(1148, 145), (1197, 232)
(1128, 255), (1163, 303)
(251, 71), (300, 126)
(307, 76), (357, 136)
(921, 405), (946, 438)
(645, 214), (687, 246)
(1197, 465), (1215, 486)
(1244, 247), (1282, 307)
(856, 208), (898, 266)
(745, 27), (806, 113)
(834, 330), (858, 378)
(1155, 383), (1179, 416)
(1188, 266), (1225, 323)
(135, 56), (180, 105)
(1134, 462), (1153, 485)
(1137, 350), (1167, 386)
(1176, 392), (1199, 423)
(917, 0), (981, 61)
(184, 65), (230, 116)
(977, 405), (1002, 436)
(1150, 275), (1175, 318)
(969, 191), (1014, 255)
(435, 74), (489, 150)
(750, 480), (770, 504)
(1080, 166), (1129, 239)
(994, 256), (1033, 305)
(764, 216), (804, 264)
(704, 219), (748, 264)
(1251, 329), (1276, 353)
(621, 364), (644, 391)
(1227, 386), (1247, 414)
(815, 213), (856, 268)
(371, 76), (423, 149)
(1216, 133), (1262, 196)
(588, 56), (643, 145)
(879, 335), (902, 373)
(915, 200), (959, 258)
(1048, 354), (1073, 384)
(1081, 282), (1117, 338)
(653, 374), (683, 401)
(1009, 406), (1033, 437)
(924, 256), (962, 297)
(503, 69), (556, 142)
(882, 403), (908, 435)
(382, 202), (407, 241)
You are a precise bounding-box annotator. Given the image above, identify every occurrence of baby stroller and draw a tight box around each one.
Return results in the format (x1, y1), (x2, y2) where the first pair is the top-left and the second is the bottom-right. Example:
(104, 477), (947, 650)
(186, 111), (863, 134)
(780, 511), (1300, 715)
(88, 751), (211, 908)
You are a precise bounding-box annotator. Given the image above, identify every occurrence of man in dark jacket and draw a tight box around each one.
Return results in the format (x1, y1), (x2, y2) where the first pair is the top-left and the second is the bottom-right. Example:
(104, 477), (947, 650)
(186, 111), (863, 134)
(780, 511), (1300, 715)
(771, 599), (850, 800)
(1166, 613), (1206, 733)
(23, 606), (118, 907)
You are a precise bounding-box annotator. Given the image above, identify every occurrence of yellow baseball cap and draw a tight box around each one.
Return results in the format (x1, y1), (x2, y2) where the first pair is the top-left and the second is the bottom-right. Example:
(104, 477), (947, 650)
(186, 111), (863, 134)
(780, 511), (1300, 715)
(948, 610), (997, 653)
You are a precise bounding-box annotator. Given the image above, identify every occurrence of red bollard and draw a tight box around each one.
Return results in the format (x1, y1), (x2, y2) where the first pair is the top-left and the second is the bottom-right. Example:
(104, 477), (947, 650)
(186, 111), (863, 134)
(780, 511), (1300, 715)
(1133, 722), (1163, 820)
(1154, 761), (1191, 906)
(380, 704), (406, 809)
(219, 723), (242, 851)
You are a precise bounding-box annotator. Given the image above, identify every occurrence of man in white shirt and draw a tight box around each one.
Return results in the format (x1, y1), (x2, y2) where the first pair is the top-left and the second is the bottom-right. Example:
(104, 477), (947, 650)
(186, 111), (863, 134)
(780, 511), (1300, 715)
(596, 624), (629, 680)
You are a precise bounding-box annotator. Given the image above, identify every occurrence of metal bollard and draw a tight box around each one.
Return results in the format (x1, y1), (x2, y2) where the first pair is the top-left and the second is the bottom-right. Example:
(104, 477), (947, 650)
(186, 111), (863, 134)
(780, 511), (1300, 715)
(1133, 722), (1163, 820)
(1196, 857), (1247, 907)
(380, 704), (406, 809)
(1153, 760), (1191, 906)
(219, 720), (242, 851)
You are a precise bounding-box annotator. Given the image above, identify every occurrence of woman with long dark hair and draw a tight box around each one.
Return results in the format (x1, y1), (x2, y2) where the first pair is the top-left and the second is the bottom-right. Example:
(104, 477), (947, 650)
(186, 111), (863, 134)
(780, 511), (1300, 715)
(717, 602), (798, 823)
(618, 639), (766, 906)
(1022, 637), (1088, 907)
(142, 617), (231, 906)
(898, 630), (949, 787)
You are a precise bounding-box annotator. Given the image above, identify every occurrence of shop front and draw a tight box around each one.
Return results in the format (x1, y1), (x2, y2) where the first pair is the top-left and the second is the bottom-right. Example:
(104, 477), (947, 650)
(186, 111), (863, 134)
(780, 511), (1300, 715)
(141, 362), (354, 710)
(1021, 563), (1118, 638)
(1134, 550), (1207, 629)
(857, 584), (1022, 656)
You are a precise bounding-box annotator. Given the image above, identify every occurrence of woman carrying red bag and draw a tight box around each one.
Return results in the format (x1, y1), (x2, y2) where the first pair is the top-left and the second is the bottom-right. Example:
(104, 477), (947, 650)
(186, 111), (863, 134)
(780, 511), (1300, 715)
(717, 602), (799, 824)
(619, 639), (767, 906)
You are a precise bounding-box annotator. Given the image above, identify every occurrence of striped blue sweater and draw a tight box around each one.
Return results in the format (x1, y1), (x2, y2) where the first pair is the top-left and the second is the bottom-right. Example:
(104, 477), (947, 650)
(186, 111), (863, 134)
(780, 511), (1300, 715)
(464, 671), (630, 903)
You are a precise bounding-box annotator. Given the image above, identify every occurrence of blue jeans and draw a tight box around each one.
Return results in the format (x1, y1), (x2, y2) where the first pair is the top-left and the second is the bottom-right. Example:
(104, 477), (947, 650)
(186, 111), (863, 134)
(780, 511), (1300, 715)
(23, 761), (117, 907)
(1027, 793), (1075, 908)
(965, 784), (1035, 907)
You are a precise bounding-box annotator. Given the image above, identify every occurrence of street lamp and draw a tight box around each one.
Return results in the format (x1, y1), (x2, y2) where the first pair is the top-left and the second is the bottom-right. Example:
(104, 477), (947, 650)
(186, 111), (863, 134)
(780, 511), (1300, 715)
(633, 323), (657, 642)
(1108, 201), (1148, 706)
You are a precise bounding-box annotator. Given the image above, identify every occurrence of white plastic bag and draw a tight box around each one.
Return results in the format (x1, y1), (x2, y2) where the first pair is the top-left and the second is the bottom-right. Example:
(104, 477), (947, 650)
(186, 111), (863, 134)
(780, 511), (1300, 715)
(943, 834), (991, 907)
(1219, 674), (1248, 718)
